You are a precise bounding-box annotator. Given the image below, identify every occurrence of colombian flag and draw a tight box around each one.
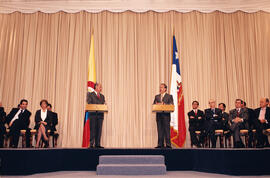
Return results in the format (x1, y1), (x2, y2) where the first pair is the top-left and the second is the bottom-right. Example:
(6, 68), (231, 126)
(170, 36), (186, 147)
(82, 34), (96, 147)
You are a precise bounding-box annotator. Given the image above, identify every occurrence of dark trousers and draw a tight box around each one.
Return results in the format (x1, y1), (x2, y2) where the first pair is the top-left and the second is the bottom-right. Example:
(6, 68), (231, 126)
(189, 126), (204, 146)
(230, 122), (246, 145)
(9, 121), (30, 148)
(205, 120), (220, 148)
(0, 125), (5, 148)
(255, 122), (270, 146)
(89, 113), (104, 147)
(156, 113), (171, 147)
(0, 132), (4, 148)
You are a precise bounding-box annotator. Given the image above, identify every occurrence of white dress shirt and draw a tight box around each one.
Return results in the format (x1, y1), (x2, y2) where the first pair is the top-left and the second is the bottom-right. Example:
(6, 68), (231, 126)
(10, 109), (23, 123)
(41, 109), (47, 121)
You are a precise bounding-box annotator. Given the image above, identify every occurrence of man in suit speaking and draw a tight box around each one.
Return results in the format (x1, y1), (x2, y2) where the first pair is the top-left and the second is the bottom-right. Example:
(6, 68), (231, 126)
(153, 83), (174, 149)
(87, 83), (105, 149)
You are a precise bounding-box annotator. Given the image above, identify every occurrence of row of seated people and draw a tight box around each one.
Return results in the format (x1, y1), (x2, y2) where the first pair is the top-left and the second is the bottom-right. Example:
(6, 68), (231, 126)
(0, 99), (58, 148)
(188, 98), (270, 148)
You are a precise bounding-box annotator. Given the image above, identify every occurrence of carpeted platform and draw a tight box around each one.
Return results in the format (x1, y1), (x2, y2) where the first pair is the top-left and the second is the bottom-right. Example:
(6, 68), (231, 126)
(0, 148), (269, 176)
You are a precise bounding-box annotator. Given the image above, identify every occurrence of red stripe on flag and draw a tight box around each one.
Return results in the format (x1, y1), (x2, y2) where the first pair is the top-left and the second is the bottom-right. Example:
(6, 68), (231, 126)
(87, 81), (95, 88)
(171, 84), (186, 147)
(82, 118), (90, 147)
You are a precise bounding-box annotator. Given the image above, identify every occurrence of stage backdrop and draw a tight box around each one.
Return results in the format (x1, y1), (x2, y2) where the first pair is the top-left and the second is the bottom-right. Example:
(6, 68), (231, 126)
(0, 11), (269, 147)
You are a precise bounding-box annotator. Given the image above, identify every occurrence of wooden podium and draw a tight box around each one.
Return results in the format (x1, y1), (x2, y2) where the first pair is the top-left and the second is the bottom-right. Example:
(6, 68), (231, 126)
(152, 104), (174, 113)
(85, 104), (108, 112)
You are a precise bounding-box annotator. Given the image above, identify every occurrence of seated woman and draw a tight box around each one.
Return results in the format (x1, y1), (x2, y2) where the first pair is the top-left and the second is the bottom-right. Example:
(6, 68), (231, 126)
(35, 99), (53, 148)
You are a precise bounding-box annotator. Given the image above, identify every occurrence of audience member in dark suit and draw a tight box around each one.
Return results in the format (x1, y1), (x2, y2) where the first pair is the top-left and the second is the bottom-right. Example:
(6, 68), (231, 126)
(6, 99), (31, 148)
(188, 101), (205, 147)
(0, 102), (6, 148)
(204, 99), (222, 148)
(35, 100), (53, 148)
(229, 99), (249, 148)
(242, 101), (256, 148)
(47, 103), (58, 134)
(254, 98), (270, 148)
(87, 83), (106, 149)
(153, 83), (174, 149)
(218, 103), (231, 139)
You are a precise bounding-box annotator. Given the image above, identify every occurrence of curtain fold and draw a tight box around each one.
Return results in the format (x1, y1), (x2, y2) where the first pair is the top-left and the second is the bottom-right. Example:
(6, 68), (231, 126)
(0, 11), (269, 147)
(1, 0), (270, 13)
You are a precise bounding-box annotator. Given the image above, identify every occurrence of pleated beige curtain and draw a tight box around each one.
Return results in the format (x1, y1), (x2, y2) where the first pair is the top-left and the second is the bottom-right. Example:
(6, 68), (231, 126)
(0, 11), (269, 148)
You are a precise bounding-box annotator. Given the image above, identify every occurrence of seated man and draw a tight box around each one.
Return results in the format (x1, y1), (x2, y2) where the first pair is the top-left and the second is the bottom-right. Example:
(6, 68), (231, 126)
(188, 101), (205, 148)
(218, 103), (231, 140)
(254, 98), (270, 148)
(229, 99), (248, 148)
(242, 101), (255, 148)
(205, 99), (222, 148)
(47, 103), (58, 134)
(0, 101), (6, 148)
(6, 99), (32, 148)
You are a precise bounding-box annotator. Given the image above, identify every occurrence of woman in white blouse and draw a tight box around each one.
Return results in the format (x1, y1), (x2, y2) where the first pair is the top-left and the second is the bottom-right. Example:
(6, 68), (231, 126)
(35, 99), (53, 148)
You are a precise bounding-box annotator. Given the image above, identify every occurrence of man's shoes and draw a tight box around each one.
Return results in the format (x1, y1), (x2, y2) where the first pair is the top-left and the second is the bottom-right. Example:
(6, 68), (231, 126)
(155, 146), (163, 149)
(95, 146), (104, 149)
(256, 144), (264, 148)
(44, 141), (49, 148)
(89, 145), (94, 149)
(234, 141), (245, 148)
(196, 144), (202, 148)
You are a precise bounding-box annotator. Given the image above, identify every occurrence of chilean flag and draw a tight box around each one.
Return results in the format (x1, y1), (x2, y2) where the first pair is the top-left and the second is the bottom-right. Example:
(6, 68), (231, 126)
(82, 34), (96, 147)
(170, 36), (186, 148)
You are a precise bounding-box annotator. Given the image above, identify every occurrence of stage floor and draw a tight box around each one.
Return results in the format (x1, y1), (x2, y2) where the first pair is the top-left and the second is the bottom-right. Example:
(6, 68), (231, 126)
(4, 171), (269, 178)
(0, 148), (269, 176)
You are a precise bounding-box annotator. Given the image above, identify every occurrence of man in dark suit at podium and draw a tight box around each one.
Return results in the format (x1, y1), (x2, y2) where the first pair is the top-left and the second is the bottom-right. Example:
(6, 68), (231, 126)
(153, 83), (174, 149)
(87, 83), (105, 149)
(6, 99), (32, 148)
(0, 102), (6, 148)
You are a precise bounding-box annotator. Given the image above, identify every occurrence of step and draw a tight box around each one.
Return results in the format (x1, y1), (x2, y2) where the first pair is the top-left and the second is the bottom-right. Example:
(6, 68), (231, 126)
(99, 155), (165, 164)
(97, 164), (166, 175)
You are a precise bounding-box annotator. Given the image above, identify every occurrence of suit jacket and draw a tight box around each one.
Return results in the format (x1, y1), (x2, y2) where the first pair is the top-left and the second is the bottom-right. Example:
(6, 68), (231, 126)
(50, 111), (58, 132)
(221, 112), (230, 130)
(229, 108), (249, 125)
(254, 107), (270, 124)
(87, 92), (105, 104)
(0, 107), (6, 133)
(87, 91), (106, 117)
(153, 93), (174, 105)
(187, 109), (204, 130)
(205, 108), (222, 122)
(34, 110), (53, 130)
(153, 93), (174, 119)
(246, 107), (255, 128)
(6, 108), (31, 129)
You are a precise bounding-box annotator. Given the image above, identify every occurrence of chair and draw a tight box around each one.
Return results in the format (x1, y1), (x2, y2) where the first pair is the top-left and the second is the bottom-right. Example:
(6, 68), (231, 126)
(240, 129), (249, 147)
(30, 129), (36, 147)
(191, 131), (202, 148)
(47, 130), (59, 147)
(215, 130), (224, 148)
(224, 130), (232, 148)
(263, 128), (270, 144)
(4, 129), (10, 147)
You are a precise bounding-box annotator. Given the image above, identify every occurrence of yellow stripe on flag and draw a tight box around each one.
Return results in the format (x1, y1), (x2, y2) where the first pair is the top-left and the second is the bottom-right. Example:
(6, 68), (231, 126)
(88, 34), (96, 83)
